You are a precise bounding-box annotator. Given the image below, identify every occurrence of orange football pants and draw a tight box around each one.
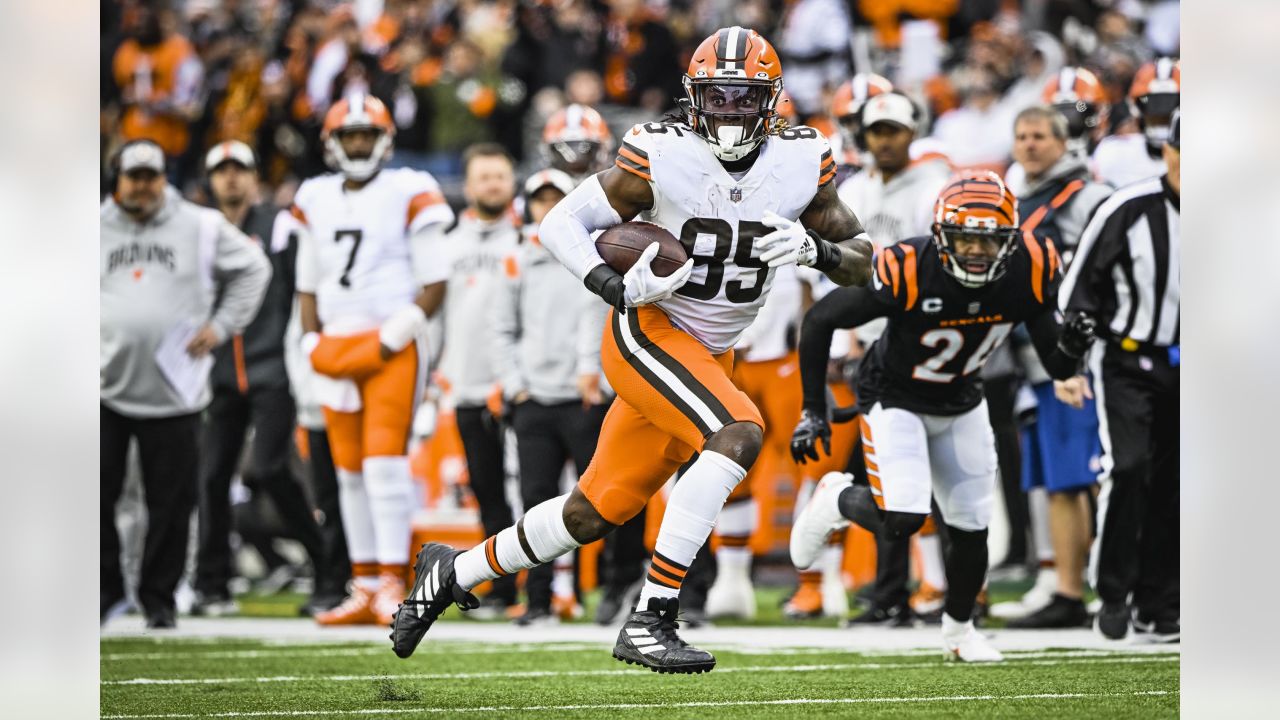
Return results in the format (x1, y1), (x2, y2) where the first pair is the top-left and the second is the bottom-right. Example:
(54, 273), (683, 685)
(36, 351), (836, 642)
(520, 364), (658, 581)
(312, 331), (421, 473)
(578, 306), (764, 525)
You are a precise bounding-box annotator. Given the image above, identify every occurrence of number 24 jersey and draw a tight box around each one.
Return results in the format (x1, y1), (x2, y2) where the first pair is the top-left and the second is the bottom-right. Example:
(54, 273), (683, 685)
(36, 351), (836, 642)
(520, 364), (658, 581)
(855, 233), (1063, 416)
(615, 121), (838, 355)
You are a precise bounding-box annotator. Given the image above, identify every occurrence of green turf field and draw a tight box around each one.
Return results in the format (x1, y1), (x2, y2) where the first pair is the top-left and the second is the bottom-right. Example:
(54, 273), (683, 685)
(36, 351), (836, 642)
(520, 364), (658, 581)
(101, 635), (1177, 718)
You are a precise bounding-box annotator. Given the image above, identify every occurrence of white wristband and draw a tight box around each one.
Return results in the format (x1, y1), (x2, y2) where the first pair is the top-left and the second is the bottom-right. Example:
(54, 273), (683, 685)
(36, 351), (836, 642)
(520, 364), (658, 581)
(379, 304), (427, 353)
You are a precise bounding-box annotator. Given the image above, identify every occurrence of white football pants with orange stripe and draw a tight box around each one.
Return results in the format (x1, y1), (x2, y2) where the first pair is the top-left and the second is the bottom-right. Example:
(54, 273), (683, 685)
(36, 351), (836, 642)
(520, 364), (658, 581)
(860, 400), (997, 532)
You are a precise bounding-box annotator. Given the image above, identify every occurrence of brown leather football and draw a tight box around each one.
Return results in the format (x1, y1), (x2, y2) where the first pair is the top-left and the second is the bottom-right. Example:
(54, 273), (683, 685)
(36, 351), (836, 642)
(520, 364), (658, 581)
(595, 221), (689, 277)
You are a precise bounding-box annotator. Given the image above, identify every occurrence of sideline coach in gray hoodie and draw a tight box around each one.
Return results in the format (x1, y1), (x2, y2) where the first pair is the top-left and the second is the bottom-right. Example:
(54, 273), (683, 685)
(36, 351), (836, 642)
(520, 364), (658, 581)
(101, 139), (271, 628)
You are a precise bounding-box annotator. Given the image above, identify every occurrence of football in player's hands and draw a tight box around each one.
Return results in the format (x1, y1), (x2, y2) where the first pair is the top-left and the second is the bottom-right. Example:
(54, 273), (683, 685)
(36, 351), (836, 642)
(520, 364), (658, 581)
(596, 221), (689, 276)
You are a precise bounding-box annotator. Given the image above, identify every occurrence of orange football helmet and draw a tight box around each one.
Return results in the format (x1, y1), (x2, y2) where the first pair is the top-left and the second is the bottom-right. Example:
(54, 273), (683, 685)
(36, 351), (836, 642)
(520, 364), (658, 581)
(829, 73), (893, 151)
(542, 104), (614, 178)
(683, 26), (784, 161)
(931, 170), (1020, 287)
(1129, 58), (1180, 153)
(1041, 67), (1108, 142)
(321, 93), (395, 181)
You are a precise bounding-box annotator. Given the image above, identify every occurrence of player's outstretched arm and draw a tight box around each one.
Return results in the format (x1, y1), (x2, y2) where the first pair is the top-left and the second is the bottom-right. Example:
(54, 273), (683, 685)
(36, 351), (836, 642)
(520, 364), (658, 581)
(797, 285), (884, 414)
(1025, 306), (1095, 381)
(799, 182), (874, 287)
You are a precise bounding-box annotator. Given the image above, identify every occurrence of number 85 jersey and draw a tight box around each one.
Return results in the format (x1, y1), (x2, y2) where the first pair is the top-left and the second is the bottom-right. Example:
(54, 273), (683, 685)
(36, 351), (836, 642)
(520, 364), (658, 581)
(616, 121), (838, 354)
(853, 234), (1063, 416)
(293, 168), (454, 334)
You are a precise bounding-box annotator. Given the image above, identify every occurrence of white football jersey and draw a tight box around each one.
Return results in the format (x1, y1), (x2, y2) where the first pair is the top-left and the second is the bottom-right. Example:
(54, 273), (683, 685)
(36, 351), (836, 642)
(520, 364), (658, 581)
(619, 121), (836, 354)
(294, 167), (454, 334)
(1092, 133), (1164, 189)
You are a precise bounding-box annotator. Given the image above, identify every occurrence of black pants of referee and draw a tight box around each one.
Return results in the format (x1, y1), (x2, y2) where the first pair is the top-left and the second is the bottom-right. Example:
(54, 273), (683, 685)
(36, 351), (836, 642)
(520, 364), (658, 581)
(456, 405), (517, 604)
(195, 386), (322, 600)
(1093, 345), (1179, 620)
(101, 404), (200, 621)
(512, 399), (613, 612)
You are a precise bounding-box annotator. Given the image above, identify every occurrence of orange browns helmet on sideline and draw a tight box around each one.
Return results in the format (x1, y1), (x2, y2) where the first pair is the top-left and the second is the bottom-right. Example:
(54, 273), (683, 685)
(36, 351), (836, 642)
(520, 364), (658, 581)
(829, 73), (894, 153)
(1042, 66), (1108, 142)
(931, 170), (1021, 288)
(683, 26), (784, 162)
(1128, 57), (1181, 151)
(321, 93), (396, 182)
(542, 104), (614, 180)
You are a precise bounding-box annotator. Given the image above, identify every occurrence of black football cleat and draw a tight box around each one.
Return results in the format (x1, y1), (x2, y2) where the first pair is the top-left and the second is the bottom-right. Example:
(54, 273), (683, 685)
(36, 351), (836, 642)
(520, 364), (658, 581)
(390, 543), (479, 658)
(1132, 612), (1179, 643)
(1007, 594), (1088, 629)
(612, 597), (715, 674)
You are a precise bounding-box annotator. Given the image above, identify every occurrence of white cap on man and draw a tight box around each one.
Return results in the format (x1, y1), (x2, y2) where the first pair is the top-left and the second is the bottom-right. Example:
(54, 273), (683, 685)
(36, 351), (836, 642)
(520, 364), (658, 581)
(119, 140), (166, 174)
(204, 140), (257, 172)
(523, 168), (576, 198)
(861, 93), (917, 132)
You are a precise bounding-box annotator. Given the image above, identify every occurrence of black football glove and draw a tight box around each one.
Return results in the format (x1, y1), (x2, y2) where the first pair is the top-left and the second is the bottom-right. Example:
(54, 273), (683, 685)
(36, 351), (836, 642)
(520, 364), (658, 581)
(790, 408), (832, 464)
(1058, 313), (1097, 359)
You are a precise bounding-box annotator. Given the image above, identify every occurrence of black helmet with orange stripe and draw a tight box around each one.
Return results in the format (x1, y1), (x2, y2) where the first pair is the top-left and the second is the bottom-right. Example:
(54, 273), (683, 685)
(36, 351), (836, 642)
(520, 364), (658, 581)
(931, 171), (1021, 288)
(683, 26), (784, 162)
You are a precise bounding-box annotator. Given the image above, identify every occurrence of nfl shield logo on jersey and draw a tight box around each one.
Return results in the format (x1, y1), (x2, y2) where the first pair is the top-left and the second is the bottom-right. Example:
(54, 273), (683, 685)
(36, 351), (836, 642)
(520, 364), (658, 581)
(729, 187), (743, 203)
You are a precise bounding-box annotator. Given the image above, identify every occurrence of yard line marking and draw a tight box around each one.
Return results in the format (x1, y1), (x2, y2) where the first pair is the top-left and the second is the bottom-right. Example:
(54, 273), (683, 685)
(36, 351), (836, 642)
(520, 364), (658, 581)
(101, 643), (608, 661)
(100, 689), (1178, 718)
(103, 655), (1178, 686)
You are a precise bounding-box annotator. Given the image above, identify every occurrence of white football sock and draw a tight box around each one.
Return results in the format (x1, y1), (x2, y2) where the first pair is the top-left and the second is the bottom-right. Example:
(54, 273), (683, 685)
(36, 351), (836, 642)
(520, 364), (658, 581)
(715, 498), (756, 565)
(336, 468), (379, 589)
(916, 530), (947, 590)
(455, 494), (579, 590)
(363, 456), (415, 567)
(638, 451), (747, 606)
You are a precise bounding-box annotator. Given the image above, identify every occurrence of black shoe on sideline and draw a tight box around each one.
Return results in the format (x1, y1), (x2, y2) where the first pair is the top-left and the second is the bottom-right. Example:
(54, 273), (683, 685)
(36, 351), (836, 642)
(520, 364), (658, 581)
(1132, 612), (1179, 643)
(1095, 601), (1130, 640)
(596, 579), (643, 626)
(145, 608), (176, 629)
(390, 543), (479, 658)
(513, 606), (557, 627)
(1008, 594), (1088, 629)
(613, 597), (715, 674)
(844, 602), (914, 628)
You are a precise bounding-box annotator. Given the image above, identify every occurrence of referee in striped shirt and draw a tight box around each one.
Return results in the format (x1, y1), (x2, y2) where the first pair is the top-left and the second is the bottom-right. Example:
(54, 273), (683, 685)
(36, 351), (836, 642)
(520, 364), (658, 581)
(1055, 111), (1180, 643)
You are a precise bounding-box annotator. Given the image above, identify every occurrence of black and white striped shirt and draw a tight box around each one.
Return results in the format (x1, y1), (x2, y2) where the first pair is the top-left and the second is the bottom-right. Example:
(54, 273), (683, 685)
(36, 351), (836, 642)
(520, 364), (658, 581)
(1059, 175), (1180, 348)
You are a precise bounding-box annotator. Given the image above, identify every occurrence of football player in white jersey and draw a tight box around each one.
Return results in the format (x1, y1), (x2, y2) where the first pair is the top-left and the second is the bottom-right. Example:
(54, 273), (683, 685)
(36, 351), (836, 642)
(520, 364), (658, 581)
(392, 26), (873, 672)
(1092, 58), (1179, 188)
(293, 94), (455, 626)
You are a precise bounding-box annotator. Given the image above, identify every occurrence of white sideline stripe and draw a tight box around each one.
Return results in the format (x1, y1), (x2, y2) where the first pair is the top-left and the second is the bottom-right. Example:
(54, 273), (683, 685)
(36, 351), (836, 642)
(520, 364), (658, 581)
(100, 690), (1177, 718)
(102, 645), (1175, 662)
(103, 655), (1177, 685)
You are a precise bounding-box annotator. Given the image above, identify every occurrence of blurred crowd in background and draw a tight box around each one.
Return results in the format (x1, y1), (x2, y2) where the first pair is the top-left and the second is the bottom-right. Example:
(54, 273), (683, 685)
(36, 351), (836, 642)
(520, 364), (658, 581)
(101, 0), (1178, 205)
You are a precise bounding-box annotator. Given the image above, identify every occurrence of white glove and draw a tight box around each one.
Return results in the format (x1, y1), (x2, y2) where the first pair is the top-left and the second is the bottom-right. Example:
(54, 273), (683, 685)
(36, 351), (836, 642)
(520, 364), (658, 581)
(380, 304), (427, 353)
(623, 242), (694, 307)
(758, 210), (819, 268)
(301, 331), (321, 363)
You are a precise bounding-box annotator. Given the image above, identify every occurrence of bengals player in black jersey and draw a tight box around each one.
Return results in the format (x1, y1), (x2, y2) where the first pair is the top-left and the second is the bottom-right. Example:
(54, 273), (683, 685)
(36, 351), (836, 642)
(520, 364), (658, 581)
(788, 171), (1094, 662)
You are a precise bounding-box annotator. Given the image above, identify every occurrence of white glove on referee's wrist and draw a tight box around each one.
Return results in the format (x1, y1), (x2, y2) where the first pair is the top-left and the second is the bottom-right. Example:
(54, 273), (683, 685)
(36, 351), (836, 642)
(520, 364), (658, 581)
(379, 304), (427, 353)
(623, 242), (695, 307)
(758, 211), (819, 268)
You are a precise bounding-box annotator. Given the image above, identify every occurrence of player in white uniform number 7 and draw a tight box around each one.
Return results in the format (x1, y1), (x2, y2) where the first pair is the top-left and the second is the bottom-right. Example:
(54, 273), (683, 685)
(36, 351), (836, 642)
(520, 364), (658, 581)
(391, 26), (874, 673)
(293, 94), (454, 627)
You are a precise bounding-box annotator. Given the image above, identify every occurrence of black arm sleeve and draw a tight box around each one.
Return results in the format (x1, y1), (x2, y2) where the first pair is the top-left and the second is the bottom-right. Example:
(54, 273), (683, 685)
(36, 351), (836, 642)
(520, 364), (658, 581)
(584, 264), (626, 311)
(799, 285), (889, 413)
(1025, 306), (1084, 380)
